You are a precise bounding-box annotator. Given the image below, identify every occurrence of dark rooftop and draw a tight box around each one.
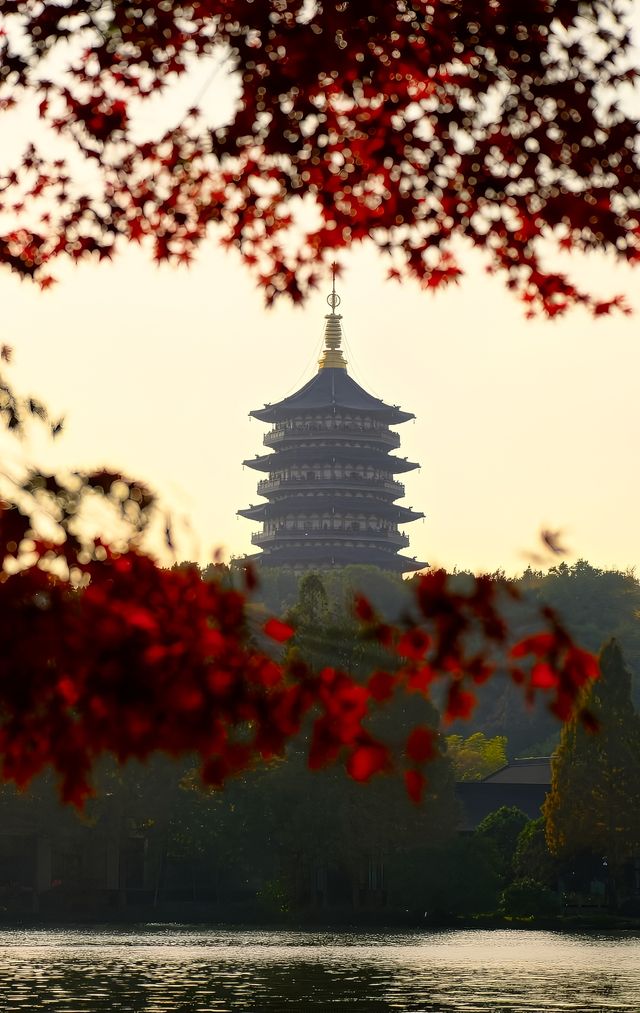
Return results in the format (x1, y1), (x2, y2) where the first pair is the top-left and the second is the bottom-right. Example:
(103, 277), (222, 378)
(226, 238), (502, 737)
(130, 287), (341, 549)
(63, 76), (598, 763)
(455, 758), (553, 830)
(482, 757), (552, 785)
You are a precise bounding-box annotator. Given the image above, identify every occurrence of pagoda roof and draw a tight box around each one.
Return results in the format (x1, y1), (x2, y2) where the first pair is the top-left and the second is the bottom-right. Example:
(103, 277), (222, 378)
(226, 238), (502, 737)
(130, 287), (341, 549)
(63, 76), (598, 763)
(248, 545), (427, 572)
(238, 499), (425, 524)
(251, 368), (414, 425)
(244, 445), (419, 473)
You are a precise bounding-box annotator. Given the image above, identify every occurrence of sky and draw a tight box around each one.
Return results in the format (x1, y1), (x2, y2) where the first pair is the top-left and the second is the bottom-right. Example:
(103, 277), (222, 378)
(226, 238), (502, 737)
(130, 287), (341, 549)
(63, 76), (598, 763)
(4, 237), (639, 577)
(3, 18), (640, 578)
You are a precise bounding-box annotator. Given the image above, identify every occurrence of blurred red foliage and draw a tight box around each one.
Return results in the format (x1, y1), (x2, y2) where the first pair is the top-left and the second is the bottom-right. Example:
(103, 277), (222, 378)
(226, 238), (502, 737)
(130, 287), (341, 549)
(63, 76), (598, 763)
(0, 499), (598, 807)
(0, 1), (638, 314)
(0, 3), (615, 802)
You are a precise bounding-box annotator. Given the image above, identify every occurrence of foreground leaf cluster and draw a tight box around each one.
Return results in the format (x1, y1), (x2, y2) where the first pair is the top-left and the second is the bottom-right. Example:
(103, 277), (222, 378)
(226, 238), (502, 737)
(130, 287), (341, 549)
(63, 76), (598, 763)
(0, 1), (638, 314)
(0, 497), (599, 806)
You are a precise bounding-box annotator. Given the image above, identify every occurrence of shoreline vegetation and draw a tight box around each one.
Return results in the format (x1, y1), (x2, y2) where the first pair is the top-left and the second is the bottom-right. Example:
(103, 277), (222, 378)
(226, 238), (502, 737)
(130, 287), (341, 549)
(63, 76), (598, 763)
(1, 908), (640, 934)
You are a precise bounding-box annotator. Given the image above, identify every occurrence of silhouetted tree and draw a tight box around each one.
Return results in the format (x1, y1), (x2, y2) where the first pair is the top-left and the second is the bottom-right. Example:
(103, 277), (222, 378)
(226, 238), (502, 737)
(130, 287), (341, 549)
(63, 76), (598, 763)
(545, 641), (640, 907)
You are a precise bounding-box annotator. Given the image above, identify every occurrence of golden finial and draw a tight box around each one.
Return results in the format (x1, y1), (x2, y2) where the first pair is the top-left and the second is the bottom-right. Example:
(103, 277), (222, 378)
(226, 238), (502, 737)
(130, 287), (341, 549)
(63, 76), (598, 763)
(328, 262), (341, 312)
(318, 263), (347, 371)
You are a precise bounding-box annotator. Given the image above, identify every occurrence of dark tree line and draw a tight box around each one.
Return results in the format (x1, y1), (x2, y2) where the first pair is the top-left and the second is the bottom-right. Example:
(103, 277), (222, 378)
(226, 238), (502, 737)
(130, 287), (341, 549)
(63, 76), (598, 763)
(1, 560), (638, 919)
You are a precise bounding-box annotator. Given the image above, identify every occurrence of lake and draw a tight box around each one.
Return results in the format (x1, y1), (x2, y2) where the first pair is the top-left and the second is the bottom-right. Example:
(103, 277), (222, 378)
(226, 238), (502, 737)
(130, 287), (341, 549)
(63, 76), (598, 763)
(0, 926), (638, 1012)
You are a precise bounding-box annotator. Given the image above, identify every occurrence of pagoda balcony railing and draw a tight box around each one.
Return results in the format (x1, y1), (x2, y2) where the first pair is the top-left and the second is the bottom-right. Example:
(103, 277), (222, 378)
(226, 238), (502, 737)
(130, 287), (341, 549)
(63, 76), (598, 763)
(256, 475), (405, 497)
(263, 426), (400, 449)
(251, 529), (410, 548)
(271, 419), (392, 434)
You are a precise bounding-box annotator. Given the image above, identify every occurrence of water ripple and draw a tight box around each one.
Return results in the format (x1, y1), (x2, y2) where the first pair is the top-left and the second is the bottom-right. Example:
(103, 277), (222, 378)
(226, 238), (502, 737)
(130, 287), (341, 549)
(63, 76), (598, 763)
(0, 927), (638, 1012)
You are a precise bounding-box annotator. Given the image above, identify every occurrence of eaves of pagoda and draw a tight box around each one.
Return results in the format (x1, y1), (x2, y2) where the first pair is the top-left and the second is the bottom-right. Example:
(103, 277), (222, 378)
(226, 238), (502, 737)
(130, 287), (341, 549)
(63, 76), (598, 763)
(244, 545), (427, 573)
(243, 446), (419, 474)
(250, 368), (414, 426)
(238, 500), (425, 524)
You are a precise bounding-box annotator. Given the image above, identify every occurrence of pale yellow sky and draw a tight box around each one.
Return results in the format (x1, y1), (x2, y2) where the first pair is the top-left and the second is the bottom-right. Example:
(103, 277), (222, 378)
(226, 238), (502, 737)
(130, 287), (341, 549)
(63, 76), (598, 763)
(3, 13), (640, 577)
(4, 237), (639, 576)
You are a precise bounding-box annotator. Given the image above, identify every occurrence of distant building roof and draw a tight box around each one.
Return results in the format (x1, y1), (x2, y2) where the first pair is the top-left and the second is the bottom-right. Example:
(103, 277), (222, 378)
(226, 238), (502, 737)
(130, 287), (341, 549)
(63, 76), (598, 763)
(482, 757), (552, 785)
(455, 757), (553, 830)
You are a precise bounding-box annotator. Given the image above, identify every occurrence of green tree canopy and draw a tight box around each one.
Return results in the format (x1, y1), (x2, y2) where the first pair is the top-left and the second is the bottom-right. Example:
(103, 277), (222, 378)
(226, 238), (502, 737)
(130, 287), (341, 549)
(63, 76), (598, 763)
(544, 640), (640, 903)
(445, 733), (508, 782)
(476, 806), (529, 884)
(513, 817), (556, 889)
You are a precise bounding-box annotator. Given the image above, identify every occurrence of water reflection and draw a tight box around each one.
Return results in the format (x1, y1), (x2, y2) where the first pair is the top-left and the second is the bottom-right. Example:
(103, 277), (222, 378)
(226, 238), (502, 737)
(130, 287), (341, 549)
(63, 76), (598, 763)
(0, 927), (638, 1012)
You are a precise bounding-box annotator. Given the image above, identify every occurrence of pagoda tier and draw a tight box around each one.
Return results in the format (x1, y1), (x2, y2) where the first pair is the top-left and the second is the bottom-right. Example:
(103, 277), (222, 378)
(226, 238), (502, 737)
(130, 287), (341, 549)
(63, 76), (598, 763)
(239, 283), (427, 574)
(238, 498), (424, 524)
(245, 543), (424, 574)
(244, 445), (419, 474)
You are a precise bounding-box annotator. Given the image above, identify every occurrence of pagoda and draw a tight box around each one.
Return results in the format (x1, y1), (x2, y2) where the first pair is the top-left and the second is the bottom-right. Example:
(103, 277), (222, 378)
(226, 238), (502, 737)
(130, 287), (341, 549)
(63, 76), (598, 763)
(239, 279), (427, 574)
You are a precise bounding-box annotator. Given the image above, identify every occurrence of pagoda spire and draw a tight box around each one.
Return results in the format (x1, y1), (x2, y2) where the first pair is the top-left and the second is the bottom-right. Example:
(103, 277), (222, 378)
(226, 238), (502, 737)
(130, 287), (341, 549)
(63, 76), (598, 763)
(318, 264), (347, 370)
